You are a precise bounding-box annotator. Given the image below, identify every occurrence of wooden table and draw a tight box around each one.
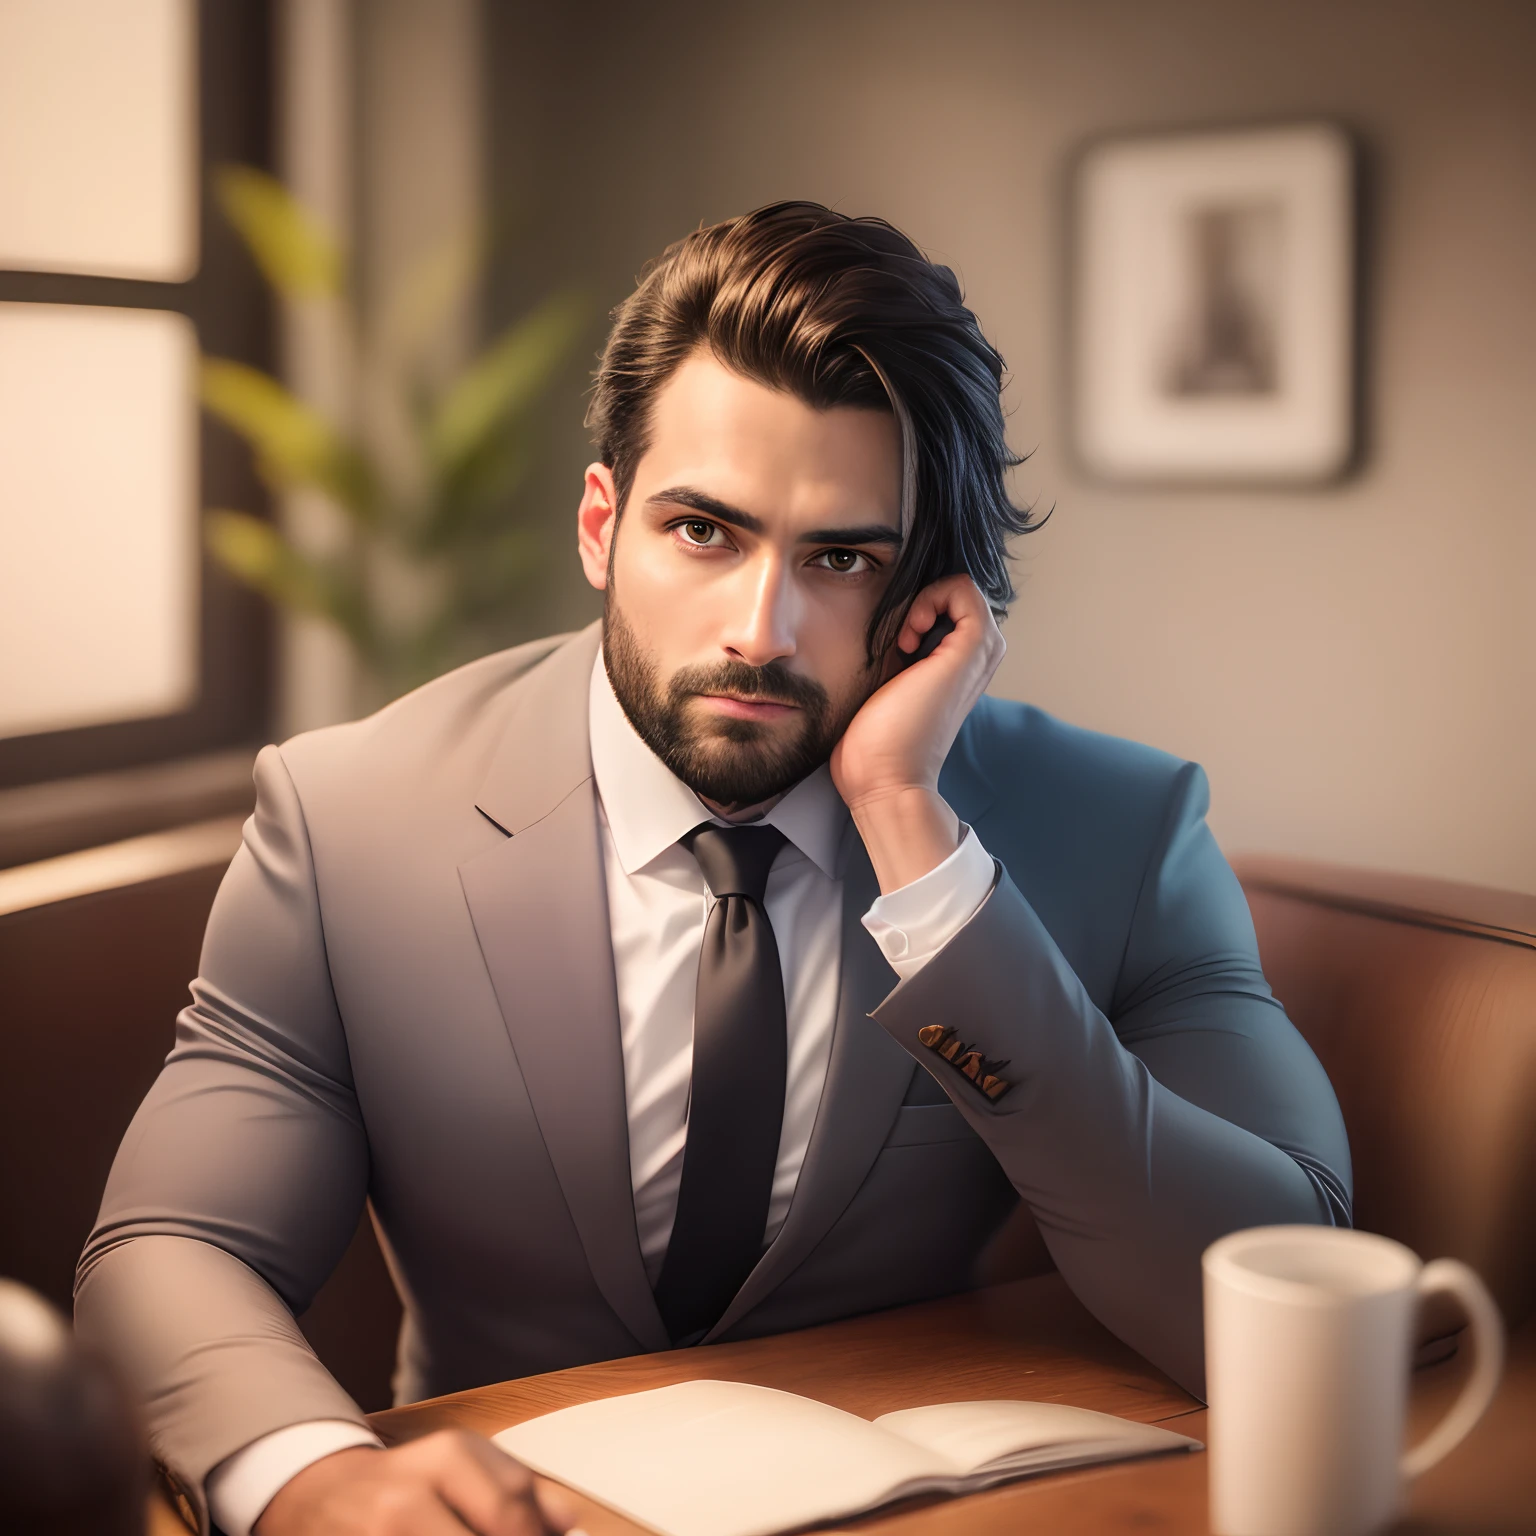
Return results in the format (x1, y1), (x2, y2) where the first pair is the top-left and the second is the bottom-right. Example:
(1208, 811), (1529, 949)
(149, 1274), (1536, 1534)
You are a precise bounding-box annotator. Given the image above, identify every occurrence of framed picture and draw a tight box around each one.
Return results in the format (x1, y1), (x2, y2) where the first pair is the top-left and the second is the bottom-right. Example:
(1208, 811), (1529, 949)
(1071, 122), (1356, 484)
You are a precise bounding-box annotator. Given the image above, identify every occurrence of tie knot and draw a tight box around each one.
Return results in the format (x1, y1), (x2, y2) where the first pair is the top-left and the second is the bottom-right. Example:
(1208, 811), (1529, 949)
(684, 823), (787, 905)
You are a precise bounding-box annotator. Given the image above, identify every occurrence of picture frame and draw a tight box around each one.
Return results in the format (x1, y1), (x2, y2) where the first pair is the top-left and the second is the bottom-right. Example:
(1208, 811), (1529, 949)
(1071, 121), (1357, 485)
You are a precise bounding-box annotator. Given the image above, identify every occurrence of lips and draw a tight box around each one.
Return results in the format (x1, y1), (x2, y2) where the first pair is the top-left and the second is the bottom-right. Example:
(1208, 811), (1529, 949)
(696, 693), (800, 719)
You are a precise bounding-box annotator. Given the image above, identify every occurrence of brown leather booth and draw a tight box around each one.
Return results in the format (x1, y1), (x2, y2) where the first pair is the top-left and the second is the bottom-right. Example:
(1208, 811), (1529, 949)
(2, 843), (1532, 1415)
(1234, 855), (1536, 1331)
(0, 840), (402, 1412)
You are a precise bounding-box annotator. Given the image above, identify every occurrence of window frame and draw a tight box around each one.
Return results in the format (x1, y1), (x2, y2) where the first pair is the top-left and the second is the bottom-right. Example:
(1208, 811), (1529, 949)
(0, 0), (275, 792)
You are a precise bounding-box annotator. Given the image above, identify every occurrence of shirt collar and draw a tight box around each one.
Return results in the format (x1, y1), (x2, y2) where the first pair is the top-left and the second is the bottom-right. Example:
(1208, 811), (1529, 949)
(589, 650), (848, 881)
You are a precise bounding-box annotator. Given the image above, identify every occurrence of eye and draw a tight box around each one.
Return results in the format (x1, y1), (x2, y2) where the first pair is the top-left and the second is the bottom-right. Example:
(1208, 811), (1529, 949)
(676, 519), (724, 548)
(812, 548), (874, 575)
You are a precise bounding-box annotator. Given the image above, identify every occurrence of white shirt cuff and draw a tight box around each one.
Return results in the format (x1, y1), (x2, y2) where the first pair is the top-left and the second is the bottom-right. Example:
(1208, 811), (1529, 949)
(861, 824), (996, 982)
(206, 1419), (383, 1536)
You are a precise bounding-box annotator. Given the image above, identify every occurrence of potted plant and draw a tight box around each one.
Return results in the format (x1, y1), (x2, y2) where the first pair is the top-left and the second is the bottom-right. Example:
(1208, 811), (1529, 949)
(201, 165), (585, 707)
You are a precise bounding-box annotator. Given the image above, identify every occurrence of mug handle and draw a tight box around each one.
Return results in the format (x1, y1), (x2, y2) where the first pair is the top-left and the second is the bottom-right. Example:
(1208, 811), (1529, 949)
(1400, 1258), (1505, 1479)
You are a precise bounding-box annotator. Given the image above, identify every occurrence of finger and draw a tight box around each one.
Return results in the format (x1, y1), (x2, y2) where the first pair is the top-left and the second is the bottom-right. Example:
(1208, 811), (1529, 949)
(439, 1439), (586, 1536)
(934, 574), (990, 622)
(453, 1431), (540, 1497)
(897, 576), (986, 656)
(417, 1433), (548, 1536)
(371, 1484), (488, 1536)
(939, 582), (1001, 658)
(896, 591), (940, 654)
(533, 1477), (589, 1535)
(473, 1449), (577, 1536)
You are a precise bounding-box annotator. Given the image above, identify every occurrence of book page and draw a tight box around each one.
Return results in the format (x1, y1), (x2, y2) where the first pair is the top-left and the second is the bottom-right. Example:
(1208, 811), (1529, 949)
(874, 1400), (1201, 1476)
(494, 1380), (958, 1536)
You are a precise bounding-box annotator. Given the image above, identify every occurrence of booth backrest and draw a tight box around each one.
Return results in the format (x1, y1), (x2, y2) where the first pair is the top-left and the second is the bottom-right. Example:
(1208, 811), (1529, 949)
(1234, 855), (1536, 1330)
(0, 832), (401, 1411)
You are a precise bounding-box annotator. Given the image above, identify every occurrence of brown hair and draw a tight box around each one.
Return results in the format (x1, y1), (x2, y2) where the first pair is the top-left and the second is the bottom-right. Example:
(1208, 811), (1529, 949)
(586, 201), (1039, 660)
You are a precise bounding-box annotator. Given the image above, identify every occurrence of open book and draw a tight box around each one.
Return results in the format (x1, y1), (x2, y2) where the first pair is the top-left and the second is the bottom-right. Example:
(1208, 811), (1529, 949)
(493, 1379), (1200, 1536)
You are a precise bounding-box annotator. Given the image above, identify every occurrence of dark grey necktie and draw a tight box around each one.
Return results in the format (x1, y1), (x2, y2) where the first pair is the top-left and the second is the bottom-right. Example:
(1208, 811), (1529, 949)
(653, 823), (789, 1343)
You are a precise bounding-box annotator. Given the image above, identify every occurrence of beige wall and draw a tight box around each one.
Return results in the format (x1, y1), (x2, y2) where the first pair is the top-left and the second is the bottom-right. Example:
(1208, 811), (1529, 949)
(486, 0), (1536, 892)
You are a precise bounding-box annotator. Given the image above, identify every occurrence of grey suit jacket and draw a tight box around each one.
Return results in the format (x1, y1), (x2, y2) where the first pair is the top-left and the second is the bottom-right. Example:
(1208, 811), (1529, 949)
(76, 623), (1350, 1525)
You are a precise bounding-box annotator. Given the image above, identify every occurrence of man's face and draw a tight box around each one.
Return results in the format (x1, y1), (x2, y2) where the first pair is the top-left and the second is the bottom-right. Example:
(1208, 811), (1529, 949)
(578, 350), (904, 812)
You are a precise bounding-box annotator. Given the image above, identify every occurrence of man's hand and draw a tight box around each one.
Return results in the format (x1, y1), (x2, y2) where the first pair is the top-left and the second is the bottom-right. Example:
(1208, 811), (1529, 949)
(831, 575), (1005, 894)
(254, 1430), (582, 1536)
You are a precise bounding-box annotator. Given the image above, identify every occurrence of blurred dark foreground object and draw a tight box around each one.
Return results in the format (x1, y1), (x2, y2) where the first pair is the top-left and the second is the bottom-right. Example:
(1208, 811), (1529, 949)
(0, 1278), (148, 1536)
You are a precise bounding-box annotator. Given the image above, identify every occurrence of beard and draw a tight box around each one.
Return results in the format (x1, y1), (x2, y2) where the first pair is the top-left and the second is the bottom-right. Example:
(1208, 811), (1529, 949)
(603, 598), (869, 811)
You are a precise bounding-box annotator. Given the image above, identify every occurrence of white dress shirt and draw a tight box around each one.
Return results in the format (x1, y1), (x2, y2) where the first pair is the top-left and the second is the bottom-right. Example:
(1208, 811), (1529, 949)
(207, 651), (995, 1535)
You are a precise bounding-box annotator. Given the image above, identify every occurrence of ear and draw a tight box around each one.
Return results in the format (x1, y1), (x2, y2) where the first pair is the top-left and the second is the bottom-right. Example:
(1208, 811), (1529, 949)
(577, 463), (620, 591)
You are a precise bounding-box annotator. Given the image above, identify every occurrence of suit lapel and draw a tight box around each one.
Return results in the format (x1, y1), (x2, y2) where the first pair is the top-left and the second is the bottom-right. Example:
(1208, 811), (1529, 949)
(459, 625), (669, 1353)
(705, 719), (1000, 1340)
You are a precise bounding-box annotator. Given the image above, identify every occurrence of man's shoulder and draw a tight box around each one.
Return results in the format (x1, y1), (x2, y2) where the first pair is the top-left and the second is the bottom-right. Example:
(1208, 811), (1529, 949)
(953, 697), (1214, 936)
(957, 693), (1197, 814)
(274, 628), (591, 802)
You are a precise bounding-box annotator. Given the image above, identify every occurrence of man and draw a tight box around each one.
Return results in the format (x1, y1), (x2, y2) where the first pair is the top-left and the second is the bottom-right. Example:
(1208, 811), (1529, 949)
(77, 203), (1350, 1536)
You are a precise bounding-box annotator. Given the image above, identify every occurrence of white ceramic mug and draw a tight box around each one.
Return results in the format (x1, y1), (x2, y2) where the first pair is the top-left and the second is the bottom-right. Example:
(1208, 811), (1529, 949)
(1203, 1225), (1504, 1536)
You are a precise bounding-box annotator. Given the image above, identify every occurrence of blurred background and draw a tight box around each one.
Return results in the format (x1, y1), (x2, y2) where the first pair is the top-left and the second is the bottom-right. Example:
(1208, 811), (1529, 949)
(1, 0), (1533, 1409)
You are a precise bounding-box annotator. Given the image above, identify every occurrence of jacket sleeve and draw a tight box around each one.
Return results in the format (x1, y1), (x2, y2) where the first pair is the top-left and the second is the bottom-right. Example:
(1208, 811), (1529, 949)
(74, 745), (373, 1531)
(870, 761), (1352, 1399)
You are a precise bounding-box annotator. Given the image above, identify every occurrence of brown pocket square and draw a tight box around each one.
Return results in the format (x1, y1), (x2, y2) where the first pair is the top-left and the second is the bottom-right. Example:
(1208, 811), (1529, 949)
(917, 1025), (1012, 1101)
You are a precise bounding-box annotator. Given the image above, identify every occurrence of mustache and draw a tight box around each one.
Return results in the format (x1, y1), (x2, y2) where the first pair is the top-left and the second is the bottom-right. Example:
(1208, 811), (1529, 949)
(668, 659), (830, 714)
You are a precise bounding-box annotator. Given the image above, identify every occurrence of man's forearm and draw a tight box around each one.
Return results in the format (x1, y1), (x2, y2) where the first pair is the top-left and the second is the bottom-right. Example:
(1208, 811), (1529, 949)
(871, 870), (1345, 1399)
(75, 1237), (369, 1534)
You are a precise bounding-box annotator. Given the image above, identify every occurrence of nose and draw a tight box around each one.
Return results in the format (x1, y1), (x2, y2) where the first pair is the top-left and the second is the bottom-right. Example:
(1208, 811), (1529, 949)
(720, 553), (798, 668)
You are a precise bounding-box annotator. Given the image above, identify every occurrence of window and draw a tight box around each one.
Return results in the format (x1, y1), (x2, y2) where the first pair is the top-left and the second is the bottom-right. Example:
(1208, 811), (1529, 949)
(0, 0), (274, 792)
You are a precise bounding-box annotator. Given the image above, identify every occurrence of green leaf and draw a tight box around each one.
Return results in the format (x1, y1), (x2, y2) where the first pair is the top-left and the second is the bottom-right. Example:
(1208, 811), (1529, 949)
(200, 361), (331, 476)
(215, 165), (343, 298)
(426, 290), (585, 475)
(205, 510), (318, 607)
(200, 359), (377, 520)
(205, 510), (375, 653)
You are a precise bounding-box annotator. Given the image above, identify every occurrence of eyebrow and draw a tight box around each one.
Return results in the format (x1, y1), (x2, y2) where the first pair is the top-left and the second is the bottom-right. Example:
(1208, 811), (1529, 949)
(646, 485), (903, 547)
